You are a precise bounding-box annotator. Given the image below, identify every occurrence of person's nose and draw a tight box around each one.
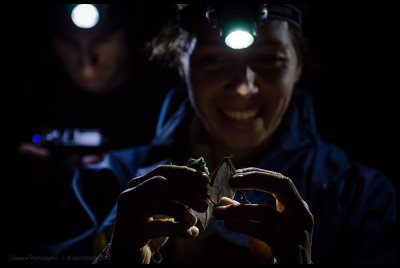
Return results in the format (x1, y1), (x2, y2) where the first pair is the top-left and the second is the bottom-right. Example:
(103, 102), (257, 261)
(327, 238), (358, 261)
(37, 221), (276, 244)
(80, 49), (98, 76)
(233, 65), (259, 98)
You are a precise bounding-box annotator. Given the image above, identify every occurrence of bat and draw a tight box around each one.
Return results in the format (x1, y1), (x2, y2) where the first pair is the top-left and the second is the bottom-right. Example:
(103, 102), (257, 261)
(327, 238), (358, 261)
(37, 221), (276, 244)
(187, 157), (250, 230)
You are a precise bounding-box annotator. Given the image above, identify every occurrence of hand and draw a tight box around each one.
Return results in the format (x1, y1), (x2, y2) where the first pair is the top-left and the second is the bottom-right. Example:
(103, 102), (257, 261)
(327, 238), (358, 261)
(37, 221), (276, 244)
(19, 142), (105, 164)
(80, 153), (106, 164)
(213, 168), (314, 264)
(18, 142), (50, 159)
(108, 164), (210, 263)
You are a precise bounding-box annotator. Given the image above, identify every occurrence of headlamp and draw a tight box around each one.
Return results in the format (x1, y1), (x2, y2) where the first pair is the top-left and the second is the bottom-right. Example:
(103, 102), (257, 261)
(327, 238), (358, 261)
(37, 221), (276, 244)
(46, 4), (133, 37)
(71, 4), (100, 29)
(207, 5), (267, 49)
(178, 4), (302, 50)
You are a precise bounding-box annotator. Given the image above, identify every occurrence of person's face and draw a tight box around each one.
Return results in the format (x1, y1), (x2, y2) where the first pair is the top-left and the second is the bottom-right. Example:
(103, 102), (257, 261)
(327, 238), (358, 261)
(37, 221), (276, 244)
(180, 20), (302, 151)
(53, 27), (130, 94)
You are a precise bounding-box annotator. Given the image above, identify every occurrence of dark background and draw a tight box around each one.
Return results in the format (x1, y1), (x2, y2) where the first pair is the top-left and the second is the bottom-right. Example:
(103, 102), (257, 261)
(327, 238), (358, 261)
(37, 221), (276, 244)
(300, 4), (395, 182)
(8, 3), (396, 184)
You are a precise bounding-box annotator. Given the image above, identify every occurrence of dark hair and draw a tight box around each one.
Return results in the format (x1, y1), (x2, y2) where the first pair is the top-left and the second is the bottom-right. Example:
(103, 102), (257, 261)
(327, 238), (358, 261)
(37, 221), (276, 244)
(289, 23), (307, 66)
(146, 20), (192, 68)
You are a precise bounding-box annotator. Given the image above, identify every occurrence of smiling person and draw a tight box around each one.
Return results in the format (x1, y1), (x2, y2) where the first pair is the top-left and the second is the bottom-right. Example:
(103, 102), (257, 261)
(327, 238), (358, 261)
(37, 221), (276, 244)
(37, 4), (395, 264)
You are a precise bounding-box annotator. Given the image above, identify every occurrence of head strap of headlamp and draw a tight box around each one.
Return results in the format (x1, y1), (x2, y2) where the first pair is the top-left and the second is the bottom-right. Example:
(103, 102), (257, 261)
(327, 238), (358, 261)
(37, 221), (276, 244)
(267, 4), (302, 29)
(177, 4), (302, 32)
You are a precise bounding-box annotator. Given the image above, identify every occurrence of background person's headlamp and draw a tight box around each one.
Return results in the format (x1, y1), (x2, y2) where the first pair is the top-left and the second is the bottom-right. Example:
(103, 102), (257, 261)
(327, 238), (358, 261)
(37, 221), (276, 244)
(178, 4), (302, 49)
(46, 4), (128, 35)
(70, 4), (100, 29)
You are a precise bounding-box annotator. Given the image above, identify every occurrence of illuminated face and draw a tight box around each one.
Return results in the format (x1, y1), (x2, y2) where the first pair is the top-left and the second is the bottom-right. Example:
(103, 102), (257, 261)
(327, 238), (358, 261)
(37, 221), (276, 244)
(180, 20), (302, 151)
(53, 27), (130, 94)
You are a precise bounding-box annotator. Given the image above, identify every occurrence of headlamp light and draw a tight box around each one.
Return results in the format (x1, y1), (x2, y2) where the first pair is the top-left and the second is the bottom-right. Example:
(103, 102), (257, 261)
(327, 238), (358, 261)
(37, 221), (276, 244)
(225, 29), (255, 50)
(71, 4), (99, 29)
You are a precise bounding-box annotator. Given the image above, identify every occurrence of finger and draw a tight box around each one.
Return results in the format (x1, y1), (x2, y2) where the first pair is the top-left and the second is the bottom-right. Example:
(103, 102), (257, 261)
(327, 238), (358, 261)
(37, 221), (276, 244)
(218, 197), (239, 206)
(230, 170), (304, 210)
(213, 203), (286, 228)
(223, 218), (281, 251)
(138, 199), (197, 227)
(149, 237), (169, 253)
(127, 164), (210, 189)
(151, 164), (210, 187)
(247, 235), (275, 264)
(80, 154), (104, 164)
(18, 143), (50, 159)
(121, 176), (209, 213)
(143, 176), (208, 212)
(145, 220), (199, 239)
(225, 218), (307, 263)
(215, 200), (309, 241)
(236, 167), (283, 177)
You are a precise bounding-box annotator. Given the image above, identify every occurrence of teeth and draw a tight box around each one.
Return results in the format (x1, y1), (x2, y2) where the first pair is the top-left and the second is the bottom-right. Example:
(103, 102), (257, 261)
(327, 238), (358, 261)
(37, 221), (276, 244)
(223, 108), (260, 121)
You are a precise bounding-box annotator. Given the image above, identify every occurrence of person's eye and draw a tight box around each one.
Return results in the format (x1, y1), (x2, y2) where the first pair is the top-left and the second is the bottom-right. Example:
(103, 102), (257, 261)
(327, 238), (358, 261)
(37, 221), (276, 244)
(194, 55), (229, 65)
(97, 33), (114, 44)
(257, 55), (287, 64)
(57, 35), (76, 46)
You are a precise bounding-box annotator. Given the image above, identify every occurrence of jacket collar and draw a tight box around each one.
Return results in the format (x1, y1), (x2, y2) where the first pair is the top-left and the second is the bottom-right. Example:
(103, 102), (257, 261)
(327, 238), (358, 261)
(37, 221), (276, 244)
(266, 88), (317, 152)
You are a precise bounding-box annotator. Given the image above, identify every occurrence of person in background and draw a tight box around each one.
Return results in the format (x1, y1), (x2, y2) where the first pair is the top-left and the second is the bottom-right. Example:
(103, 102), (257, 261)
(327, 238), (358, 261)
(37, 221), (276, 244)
(8, 3), (173, 258)
(18, 4), (395, 264)
(18, 4), (172, 162)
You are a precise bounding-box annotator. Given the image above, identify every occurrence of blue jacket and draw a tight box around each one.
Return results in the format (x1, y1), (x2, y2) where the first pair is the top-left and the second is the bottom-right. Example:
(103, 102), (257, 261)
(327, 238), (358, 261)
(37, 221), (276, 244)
(40, 87), (396, 264)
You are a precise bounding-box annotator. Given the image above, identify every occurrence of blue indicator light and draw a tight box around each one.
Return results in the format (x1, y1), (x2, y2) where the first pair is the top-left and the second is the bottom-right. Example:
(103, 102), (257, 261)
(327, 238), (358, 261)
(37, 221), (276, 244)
(32, 135), (41, 143)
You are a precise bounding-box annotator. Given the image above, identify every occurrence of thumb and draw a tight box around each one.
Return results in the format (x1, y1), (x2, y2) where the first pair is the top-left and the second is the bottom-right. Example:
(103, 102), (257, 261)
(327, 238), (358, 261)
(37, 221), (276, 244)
(218, 197), (239, 206)
(247, 235), (275, 264)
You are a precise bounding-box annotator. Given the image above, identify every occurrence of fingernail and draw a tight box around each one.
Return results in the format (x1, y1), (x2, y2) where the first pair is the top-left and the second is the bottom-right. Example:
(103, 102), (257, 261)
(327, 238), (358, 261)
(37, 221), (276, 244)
(187, 167), (198, 173)
(230, 176), (241, 183)
(187, 226), (199, 237)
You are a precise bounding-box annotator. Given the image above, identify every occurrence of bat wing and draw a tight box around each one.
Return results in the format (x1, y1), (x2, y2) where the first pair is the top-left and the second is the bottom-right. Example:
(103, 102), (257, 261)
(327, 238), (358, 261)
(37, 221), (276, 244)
(210, 157), (236, 203)
(194, 157), (240, 230)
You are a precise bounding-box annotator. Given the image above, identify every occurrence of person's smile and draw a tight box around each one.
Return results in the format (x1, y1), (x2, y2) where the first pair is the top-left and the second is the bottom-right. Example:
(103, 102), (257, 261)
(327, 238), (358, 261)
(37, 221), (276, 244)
(217, 105), (264, 130)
